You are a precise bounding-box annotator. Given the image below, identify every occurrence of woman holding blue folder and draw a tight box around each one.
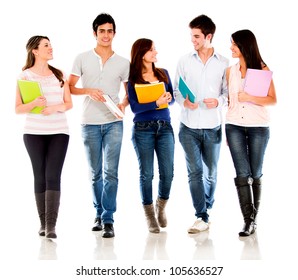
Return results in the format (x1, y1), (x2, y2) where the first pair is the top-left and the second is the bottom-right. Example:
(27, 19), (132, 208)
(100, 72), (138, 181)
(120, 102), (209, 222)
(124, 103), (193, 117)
(225, 29), (277, 237)
(127, 38), (175, 233)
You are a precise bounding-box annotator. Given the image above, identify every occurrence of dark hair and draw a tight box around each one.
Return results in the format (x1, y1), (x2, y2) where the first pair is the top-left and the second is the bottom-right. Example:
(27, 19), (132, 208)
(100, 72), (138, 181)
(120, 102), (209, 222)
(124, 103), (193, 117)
(231, 29), (266, 69)
(189, 14), (216, 41)
(129, 38), (168, 85)
(92, 13), (116, 33)
(23, 35), (64, 87)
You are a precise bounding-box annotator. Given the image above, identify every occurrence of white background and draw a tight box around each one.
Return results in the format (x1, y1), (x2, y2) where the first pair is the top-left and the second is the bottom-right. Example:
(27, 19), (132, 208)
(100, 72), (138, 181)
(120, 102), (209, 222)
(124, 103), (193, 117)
(1, 0), (297, 279)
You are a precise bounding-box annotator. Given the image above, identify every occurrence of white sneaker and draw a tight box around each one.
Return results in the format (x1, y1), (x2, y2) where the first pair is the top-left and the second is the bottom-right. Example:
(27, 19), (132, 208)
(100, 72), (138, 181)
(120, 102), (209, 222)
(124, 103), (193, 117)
(187, 218), (209, 234)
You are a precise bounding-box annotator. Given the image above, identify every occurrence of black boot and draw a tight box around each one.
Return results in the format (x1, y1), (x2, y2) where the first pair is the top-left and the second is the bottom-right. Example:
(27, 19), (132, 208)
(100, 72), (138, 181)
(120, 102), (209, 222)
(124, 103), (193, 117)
(235, 177), (255, 237)
(45, 190), (60, 239)
(252, 177), (262, 228)
(102, 224), (115, 238)
(92, 217), (103, 231)
(35, 192), (46, 236)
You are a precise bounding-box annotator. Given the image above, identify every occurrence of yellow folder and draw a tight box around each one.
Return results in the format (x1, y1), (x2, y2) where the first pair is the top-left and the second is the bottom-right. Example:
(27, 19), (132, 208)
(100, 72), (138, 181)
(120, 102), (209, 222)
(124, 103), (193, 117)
(135, 82), (168, 109)
(17, 80), (44, 114)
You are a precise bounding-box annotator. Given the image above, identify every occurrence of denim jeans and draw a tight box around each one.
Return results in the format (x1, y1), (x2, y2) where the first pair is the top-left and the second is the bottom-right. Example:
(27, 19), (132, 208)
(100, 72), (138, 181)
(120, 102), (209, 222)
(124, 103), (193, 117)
(179, 123), (222, 222)
(81, 121), (123, 224)
(132, 120), (174, 205)
(225, 124), (270, 179)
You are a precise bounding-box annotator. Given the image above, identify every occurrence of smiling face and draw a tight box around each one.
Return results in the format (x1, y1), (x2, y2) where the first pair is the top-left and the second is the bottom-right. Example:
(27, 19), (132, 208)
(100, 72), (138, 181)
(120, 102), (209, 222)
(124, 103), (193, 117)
(94, 22), (115, 47)
(33, 38), (53, 61)
(142, 43), (158, 64)
(230, 39), (242, 59)
(190, 28), (212, 51)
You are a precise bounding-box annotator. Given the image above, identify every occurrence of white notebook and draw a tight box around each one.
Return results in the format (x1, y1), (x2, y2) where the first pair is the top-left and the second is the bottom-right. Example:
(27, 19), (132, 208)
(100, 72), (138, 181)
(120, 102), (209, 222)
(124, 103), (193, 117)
(102, 95), (124, 118)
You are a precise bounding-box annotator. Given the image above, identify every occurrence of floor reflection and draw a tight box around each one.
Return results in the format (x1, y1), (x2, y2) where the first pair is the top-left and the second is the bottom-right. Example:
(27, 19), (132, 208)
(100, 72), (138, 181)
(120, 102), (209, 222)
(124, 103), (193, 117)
(38, 238), (57, 260)
(239, 232), (261, 260)
(188, 231), (215, 260)
(35, 226), (262, 260)
(142, 231), (169, 260)
(93, 232), (117, 260)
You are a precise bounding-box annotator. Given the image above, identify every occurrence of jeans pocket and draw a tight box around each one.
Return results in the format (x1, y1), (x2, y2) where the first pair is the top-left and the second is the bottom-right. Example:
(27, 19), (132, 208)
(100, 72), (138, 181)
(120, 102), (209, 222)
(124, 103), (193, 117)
(206, 125), (222, 143)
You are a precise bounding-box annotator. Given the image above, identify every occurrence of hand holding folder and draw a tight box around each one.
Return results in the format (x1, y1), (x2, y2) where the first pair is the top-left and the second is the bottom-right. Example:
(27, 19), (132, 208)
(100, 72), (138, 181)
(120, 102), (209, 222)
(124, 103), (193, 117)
(178, 77), (196, 103)
(135, 82), (168, 109)
(102, 94), (124, 119)
(17, 80), (45, 114)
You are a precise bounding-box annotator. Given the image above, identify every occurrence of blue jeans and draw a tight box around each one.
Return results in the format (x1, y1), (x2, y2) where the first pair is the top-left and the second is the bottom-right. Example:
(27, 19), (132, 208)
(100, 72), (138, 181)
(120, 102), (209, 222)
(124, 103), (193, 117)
(225, 124), (270, 179)
(81, 122), (123, 224)
(179, 123), (222, 222)
(132, 121), (174, 205)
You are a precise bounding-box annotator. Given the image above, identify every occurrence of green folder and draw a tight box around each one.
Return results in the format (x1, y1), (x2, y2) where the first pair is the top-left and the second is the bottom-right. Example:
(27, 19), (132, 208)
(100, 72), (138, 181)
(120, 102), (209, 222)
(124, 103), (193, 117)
(17, 80), (44, 114)
(178, 77), (196, 103)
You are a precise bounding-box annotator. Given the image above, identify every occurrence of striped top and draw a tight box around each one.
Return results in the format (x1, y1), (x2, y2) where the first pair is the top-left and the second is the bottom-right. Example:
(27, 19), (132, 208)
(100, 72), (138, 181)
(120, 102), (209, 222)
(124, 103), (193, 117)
(18, 69), (69, 135)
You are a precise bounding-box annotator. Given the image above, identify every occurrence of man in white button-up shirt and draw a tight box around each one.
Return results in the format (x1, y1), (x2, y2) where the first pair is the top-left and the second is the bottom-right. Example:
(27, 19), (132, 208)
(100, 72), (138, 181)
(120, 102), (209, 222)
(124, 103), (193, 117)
(173, 14), (229, 234)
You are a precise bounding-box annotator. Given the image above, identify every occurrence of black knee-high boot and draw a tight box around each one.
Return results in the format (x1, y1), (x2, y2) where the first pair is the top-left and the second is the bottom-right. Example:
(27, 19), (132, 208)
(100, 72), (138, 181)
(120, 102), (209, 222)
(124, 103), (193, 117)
(35, 192), (46, 236)
(235, 177), (255, 237)
(252, 178), (262, 227)
(45, 190), (60, 239)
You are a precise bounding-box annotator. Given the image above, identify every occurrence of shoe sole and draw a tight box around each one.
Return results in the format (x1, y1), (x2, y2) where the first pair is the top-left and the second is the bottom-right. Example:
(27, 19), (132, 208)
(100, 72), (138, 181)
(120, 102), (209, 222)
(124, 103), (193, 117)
(188, 227), (209, 234)
(92, 227), (103, 231)
(239, 229), (255, 237)
(102, 233), (115, 238)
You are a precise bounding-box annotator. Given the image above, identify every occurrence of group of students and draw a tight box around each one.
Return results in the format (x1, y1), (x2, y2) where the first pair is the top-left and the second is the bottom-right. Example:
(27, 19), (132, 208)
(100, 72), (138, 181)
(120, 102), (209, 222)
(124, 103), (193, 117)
(15, 13), (277, 240)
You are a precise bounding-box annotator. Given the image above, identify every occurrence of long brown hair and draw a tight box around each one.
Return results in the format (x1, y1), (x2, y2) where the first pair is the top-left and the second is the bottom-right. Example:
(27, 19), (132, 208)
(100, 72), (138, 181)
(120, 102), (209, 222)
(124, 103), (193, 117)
(231, 30), (266, 70)
(129, 38), (168, 85)
(23, 35), (64, 87)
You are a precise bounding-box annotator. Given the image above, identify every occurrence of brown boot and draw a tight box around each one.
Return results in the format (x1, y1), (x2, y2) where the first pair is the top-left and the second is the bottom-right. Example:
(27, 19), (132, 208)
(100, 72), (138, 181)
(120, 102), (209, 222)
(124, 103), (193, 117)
(155, 197), (168, 228)
(143, 204), (160, 233)
(45, 190), (60, 239)
(35, 192), (46, 236)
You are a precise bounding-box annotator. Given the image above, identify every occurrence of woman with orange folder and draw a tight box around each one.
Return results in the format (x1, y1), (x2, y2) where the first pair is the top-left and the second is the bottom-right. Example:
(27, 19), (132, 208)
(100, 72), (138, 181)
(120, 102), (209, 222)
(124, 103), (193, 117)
(225, 29), (277, 237)
(127, 38), (175, 233)
(15, 35), (72, 239)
